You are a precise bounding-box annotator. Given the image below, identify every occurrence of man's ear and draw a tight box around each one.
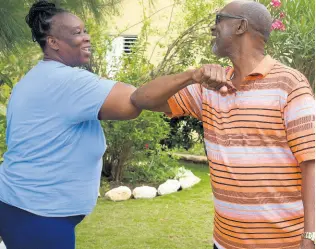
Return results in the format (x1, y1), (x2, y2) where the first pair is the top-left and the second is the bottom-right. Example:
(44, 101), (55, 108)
(46, 36), (59, 51)
(236, 19), (248, 35)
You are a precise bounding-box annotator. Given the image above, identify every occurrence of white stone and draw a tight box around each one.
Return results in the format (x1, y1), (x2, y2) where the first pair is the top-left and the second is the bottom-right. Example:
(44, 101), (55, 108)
(132, 186), (157, 199)
(179, 175), (201, 189)
(0, 241), (6, 249)
(105, 186), (132, 201)
(174, 167), (195, 179)
(158, 179), (181, 196)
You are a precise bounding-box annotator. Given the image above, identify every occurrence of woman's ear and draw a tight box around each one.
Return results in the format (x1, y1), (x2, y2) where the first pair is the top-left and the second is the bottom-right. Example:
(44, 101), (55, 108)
(236, 19), (248, 35)
(46, 36), (59, 51)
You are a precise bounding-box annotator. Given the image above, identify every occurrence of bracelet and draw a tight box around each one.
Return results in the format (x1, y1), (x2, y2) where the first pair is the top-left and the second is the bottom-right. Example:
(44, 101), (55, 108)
(302, 232), (315, 244)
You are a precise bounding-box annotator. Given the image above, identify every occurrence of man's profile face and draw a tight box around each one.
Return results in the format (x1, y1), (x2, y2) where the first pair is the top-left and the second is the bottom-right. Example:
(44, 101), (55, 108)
(211, 3), (241, 58)
(211, 14), (233, 57)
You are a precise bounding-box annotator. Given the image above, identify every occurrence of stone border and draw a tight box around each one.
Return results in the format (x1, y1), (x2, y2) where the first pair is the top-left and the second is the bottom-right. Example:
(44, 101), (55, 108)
(103, 167), (201, 201)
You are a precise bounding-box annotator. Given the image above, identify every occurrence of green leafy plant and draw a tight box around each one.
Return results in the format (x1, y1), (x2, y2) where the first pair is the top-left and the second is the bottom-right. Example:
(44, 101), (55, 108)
(124, 150), (179, 184)
(162, 116), (203, 151)
(262, 0), (315, 89)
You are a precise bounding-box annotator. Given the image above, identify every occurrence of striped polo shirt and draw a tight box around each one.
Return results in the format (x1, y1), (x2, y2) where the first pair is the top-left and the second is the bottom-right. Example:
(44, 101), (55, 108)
(167, 55), (315, 249)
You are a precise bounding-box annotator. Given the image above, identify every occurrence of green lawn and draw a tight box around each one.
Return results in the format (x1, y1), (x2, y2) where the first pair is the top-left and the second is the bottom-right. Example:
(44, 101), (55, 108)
(76, 162), (214, 249)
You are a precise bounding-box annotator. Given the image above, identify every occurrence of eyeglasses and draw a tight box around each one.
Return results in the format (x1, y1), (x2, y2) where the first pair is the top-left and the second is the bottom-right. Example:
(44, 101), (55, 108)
(215, 13), (244, 25)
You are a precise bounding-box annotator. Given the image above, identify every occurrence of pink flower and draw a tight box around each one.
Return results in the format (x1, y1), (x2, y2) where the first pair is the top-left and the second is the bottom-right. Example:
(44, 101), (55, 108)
(279, 12), (285, 18)
(271, 0), (281, 7)
(271, 19), (286, 31)
(145, 144), (149, 149)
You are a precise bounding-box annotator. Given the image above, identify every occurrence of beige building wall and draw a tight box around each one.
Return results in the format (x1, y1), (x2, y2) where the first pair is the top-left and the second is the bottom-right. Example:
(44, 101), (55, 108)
(107, 0), (183, 65)
(107, 0), (180, 35)
(106, 0), (228, 66)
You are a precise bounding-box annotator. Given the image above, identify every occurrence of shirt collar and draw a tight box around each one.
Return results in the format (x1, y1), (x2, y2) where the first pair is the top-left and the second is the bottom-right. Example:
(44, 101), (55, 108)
(226, 55), (276, 81)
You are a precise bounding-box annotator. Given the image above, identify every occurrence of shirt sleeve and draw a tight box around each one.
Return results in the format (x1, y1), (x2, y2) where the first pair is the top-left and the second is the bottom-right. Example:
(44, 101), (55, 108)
(63, 68), (116, 123)
(166, 83), (203, 120)
(283, 75), (315, 164)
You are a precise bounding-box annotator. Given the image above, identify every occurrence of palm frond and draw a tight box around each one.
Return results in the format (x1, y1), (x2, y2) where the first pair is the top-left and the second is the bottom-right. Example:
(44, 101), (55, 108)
(0, 0), (122, 54)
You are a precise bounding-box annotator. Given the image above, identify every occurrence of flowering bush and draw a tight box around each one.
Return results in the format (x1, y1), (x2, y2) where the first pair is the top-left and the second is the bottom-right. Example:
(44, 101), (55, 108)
(271, 19), (285, 31)
(262, 0), (315, 89)
(270, 0), (281, 8)
(269, 0), (286, 31)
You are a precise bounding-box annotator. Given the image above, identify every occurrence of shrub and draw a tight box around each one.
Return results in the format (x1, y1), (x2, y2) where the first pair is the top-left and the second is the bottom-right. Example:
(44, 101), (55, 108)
(123, 151), (180, 185)
(262, 0), (315, 88)
(162, 116), (203, 151)
(101, 111), (171, 182)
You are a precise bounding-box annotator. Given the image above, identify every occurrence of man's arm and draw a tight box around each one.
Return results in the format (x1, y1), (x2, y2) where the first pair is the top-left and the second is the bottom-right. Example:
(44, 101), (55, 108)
(98, 71), (196, 120)
(281, 74), (315, 248)
(131, 70), (194, 112)
(130, 64), (227, 112)
(99, 64), (228, 120)
(300, 159), (315, 247)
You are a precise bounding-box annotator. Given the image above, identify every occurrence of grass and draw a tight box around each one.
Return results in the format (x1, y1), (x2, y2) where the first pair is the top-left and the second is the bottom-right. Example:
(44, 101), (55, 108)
(171, 143), (206, 157)
(76, 162), (214, 249)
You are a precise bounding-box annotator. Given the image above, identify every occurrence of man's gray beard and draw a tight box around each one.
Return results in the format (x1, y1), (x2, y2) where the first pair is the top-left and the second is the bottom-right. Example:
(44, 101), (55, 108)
(212, 42), (221, 58)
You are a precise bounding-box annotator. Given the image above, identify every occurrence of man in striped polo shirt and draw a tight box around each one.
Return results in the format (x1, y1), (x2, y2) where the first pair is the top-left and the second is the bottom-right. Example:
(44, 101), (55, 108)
(131, 1), (315, 248)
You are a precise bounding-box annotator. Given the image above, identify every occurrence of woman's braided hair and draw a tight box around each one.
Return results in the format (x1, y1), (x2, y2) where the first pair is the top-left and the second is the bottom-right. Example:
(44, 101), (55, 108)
(25, 1), (67, 49)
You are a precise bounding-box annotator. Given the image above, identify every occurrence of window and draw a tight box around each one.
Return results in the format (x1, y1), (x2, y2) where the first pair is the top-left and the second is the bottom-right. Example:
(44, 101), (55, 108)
(106, 35), (138, 77)
(123, 36), (138, 54)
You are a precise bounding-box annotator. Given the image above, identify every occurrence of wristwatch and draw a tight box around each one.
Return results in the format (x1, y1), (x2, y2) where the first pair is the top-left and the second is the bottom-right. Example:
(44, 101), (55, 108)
(302, 232), (315, 244)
